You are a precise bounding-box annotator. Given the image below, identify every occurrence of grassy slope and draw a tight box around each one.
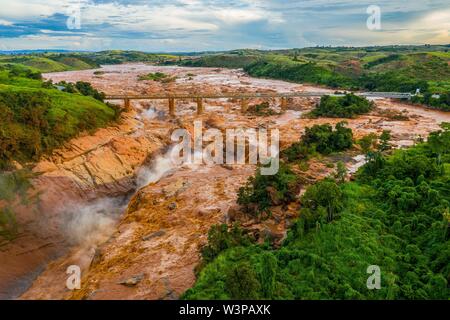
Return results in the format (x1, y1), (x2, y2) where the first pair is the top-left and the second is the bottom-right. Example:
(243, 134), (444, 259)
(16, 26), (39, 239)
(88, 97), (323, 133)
(0, 63), (117, 168)
(174, 46), (450, 94)
(0, 84), (115, 129)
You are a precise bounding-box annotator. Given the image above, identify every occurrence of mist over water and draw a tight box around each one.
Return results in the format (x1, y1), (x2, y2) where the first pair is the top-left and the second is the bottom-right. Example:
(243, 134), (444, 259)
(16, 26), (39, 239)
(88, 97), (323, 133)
(135, 102), (166, 121)
(136, 148), (177, 189)
(61, 197), (126, 246)
(140, 107), (160, 120)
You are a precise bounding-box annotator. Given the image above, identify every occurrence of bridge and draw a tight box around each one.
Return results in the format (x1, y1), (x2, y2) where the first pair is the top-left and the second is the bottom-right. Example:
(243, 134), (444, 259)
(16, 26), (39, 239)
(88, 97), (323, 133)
(105, 91), (412, 116)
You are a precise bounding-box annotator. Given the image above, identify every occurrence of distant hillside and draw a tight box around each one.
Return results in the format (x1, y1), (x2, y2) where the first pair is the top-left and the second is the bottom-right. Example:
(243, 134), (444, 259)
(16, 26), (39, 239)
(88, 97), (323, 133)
(174, 45), (450, 96)
(1, 45), (448, 110)
(0, 51), (179, 73)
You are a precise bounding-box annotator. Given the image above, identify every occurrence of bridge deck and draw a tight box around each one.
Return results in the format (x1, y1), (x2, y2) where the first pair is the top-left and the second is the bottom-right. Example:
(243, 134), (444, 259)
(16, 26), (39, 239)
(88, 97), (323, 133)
(105, 92), (411, 100)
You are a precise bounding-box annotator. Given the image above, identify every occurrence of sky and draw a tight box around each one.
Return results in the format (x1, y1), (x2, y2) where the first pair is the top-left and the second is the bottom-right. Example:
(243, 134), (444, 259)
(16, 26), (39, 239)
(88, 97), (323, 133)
(0, 0), (449, 52)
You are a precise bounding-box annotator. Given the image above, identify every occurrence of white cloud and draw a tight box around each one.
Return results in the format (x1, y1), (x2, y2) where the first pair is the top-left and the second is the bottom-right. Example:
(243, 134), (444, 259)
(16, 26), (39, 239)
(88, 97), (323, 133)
(0, 19), (13, 26)
(0, 0), (448, 51)
(0, 0), (64, 20)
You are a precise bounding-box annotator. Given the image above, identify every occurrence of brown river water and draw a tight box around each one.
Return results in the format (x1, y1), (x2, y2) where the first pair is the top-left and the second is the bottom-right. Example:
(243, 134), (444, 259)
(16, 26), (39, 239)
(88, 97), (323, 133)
(1, 64), (448, 300)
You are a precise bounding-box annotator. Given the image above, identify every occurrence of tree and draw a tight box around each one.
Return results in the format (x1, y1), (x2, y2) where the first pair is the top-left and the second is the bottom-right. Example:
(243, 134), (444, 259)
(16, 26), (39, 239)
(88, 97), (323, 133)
(201, 224), (250, 263)
(238, 162), (298, 215)
(335, 161), (347, 183)
(259, 253), (277, 298)
(379, 130), (392, 152)
(358, 133), (377, 154)
(225, 261), (261, 299)
(312, 94), (374, 118)
(300, 179), (343, 232)
(427, 122), (450, 165)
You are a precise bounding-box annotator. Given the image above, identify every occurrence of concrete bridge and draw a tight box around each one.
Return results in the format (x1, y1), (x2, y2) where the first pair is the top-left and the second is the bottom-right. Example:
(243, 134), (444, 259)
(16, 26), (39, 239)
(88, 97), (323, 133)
(105, 91), (412, 116)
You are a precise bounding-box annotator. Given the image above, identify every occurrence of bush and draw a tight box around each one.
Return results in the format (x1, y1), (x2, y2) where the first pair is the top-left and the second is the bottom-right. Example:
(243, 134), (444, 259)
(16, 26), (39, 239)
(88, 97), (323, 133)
(411, 93), (450, 111)
(138, 72), (176, 82)
(0, 207), (18, 240)
(246, 102), (278, 116)
(238, 162), (299, 215)
(57, 81), (106, 101)
(282, 122), (353, 162)
(201, 224), (252, 263)
(311, 94), (374, 118)
(0, 170), (34, 240)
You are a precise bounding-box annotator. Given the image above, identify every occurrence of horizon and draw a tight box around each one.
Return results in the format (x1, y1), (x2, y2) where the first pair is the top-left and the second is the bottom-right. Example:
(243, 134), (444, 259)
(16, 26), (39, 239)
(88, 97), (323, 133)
(0, 0), (449, 51)
(1, 43), (449, 55)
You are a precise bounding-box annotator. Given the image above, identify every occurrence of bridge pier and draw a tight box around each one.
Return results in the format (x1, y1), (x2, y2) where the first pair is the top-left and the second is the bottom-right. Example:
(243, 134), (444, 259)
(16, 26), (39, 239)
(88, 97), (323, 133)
(168, 98), (175, 117)
(241, 98), (248, 114)
(280, 97), (287, 110)
(196, 97), (204, 115)
(124, 98), (131, 110)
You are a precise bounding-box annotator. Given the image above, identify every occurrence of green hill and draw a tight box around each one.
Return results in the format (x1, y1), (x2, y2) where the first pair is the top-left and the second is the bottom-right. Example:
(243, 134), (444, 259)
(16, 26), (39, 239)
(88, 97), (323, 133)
(0, 63), (120, 170)
(174, 45), (450, 98)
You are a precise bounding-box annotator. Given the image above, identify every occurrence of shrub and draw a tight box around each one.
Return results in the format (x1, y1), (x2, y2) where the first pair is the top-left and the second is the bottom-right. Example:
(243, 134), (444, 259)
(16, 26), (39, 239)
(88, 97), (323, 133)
(201, 224), (252, 263)
(282, 122), (353, 162)
(246, 102), (278, 116)
(311, 94), (374, 118)
(303, 121), (353, 154)
(57, 81), (105, 101)
(237, 162), (298, 215)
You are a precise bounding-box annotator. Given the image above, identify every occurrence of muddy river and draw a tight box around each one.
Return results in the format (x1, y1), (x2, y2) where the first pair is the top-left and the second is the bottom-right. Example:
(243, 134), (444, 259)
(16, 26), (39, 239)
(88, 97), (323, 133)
(1, 64), (449, 300)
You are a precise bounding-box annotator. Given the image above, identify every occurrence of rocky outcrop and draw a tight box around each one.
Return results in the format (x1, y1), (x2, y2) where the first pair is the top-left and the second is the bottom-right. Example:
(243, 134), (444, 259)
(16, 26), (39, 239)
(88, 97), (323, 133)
(1, 107), (169, 299)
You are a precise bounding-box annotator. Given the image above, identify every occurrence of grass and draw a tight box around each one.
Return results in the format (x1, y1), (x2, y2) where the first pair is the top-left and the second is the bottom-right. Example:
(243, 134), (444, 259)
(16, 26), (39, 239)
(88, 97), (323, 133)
(0, 62), (119, 169)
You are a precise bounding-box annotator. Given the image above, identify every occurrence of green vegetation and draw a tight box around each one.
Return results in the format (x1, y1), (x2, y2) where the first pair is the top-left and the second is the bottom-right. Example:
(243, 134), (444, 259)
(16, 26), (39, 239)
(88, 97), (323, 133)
(0, 51), (179, 74)
(183, 124), (450, 300)
(82, 50), (178, 65)
(175, 45), (450, 110)
(246, 102), (278, 116)
(411, 93), (450, 112)
(244, 56), (354, 89)
(237, 162), (299, 215)
(311, 94), (374, 118)
(0, 54), (98, 73)
(0, 63), (120, 170)
(138, 72), (175, 82)
(0, 170), (35, 240)
(201, 224), (253, 264)
(178, 54), (259, 69)
(282, 122), (353, 161)
(358, 133), (378, 154)
(54, 81), (106, 101)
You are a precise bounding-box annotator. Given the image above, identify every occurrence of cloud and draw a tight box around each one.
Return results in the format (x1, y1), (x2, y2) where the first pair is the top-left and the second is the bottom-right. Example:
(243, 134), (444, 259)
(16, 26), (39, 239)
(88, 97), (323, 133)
(0, 19), (13, 26)
(0, 0), (448, 51)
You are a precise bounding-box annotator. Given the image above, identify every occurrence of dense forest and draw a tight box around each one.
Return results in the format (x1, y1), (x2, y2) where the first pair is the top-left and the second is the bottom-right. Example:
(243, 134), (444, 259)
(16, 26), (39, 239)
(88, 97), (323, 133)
(183, 124), (450, 300)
